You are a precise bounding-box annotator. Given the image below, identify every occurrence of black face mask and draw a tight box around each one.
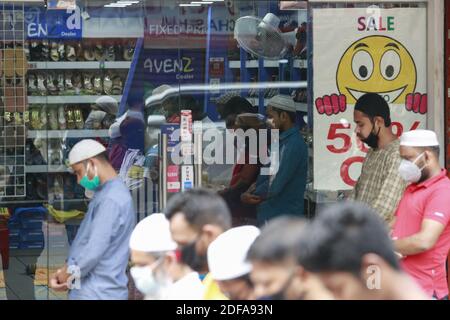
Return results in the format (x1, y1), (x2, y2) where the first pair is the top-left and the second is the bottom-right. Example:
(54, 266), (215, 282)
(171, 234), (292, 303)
(361, 122), (381, 149)
(180, 238), (208, 273)
(261, 270), (296, 300)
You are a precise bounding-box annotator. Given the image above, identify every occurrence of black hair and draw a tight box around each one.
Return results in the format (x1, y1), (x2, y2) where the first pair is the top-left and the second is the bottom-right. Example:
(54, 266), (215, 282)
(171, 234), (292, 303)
(164, 188), (232, 231)
(271, 107), (297, 124)
(222, 96), (255, 119)
(247, 216), (306, 263)
(296, 201), (400, 277)
(225, 114), (237, 130)
(354, 93), (392, 127)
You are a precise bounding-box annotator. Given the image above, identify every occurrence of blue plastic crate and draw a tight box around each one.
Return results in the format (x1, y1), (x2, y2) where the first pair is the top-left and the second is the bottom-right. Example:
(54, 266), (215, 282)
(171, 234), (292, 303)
(19, 241), (45, 249)
(9, 242), (20, 249)
(14, 207), (47, 220)
(20, 230), (44, 242)
(20, 219), (43, 230)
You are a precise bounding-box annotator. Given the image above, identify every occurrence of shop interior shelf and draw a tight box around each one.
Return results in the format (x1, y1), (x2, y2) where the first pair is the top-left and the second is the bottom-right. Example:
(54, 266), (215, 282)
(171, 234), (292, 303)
(28, 95), (122, 104)
(229, 59), (307, 69)
(27, 129), (110, 139)
(28, 61), (132, 70)
(26, 165), (70, 173)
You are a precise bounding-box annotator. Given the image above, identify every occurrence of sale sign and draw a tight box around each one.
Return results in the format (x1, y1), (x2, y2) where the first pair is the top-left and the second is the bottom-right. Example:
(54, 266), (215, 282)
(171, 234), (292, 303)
(167, 165), (180, 193)
(312, 7), (427, 191)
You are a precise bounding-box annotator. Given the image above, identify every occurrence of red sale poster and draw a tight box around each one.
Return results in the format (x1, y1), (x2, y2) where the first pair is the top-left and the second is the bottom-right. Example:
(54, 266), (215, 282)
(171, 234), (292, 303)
(167, 165), (180, 193)
(312, 7), (427, 190)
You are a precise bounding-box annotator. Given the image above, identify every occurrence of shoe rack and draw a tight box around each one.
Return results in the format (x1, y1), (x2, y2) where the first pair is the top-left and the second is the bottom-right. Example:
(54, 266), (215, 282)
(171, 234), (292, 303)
(1, 3), (27, 198)
(23, 38), (136, 175)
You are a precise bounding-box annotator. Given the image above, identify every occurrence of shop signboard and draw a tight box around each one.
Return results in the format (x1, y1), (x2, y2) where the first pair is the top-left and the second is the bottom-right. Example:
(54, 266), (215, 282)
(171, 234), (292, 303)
(141, 49), (204, 86)
(25, 5), (82, 39)
(313, 7), (427, 191)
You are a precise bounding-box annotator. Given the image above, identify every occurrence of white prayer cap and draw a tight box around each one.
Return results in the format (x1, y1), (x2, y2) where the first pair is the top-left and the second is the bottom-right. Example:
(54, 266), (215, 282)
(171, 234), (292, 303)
(208, 226), (260, 281)
(400, 130), (439, 147)
(267, 94), (299, 113)
(68, 139), (106, 165)
(129, 214), (177, 252)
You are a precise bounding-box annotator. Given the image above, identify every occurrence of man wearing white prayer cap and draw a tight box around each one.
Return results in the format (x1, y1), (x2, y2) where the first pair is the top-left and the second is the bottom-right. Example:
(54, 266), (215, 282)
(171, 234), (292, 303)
(49, 139), (136, 300)
(393, 130), (450, 300)
(129, 213), (204, 300)
(241, 94), (308, 225)
(207, 225), (260, 300)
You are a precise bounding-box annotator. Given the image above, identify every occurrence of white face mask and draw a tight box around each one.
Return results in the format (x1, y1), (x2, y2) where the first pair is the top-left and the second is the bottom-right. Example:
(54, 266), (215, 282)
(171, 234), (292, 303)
(398, 152), (426, 183)
(130, 259), (171, 298)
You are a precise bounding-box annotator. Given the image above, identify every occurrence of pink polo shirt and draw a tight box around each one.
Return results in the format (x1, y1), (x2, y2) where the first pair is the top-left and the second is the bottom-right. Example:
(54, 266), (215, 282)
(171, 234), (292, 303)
(392, 169), (450, 299)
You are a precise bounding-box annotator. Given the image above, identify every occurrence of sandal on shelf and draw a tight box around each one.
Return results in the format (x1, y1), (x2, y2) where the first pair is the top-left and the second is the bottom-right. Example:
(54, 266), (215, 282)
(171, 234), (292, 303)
(56, 72), (65, 93)
(58, 105), (67, 130)
(47, 72), (58, 95)
(66, 44), (77, 62)
(72, 71), (82, 93)
(83, 45), (95, 61)
(50, 41), (59, 62)
(66, 107), (76, 129)
(94, 74), (103, 95)
(94, 43), (105, 61)
(74, 107), (84, 129)
(42, 40), (49, 61)
(48, 108), (58, 130)
(30, 108), (40, 130)
(83, 72), (94, 94)
(37, 73), (47, 95)
(123, 43), (134, 61)
(105, 45), (115, 61)
(103, 74), (113, 95)
(57, 42), (65, 61)
(111, 74), (123, 95)
(27, 73), (37, 95)
(39, 106), (48, 130)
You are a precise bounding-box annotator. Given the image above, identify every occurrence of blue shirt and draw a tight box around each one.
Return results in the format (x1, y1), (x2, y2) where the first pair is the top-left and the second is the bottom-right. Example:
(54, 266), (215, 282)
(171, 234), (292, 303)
(254, 127), (308, 224)
(67, 177), (136, 300)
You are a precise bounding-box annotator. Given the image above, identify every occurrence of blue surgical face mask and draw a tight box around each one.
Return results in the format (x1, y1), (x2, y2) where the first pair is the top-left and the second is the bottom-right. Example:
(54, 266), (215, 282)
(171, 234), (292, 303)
(79, 162), (101, 191)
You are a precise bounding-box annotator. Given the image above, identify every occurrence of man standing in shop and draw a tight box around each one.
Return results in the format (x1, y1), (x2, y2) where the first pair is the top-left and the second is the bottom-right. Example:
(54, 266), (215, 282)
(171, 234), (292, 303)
(392, 130), (450, 300)
(164, 188), (231, 300)
(350, 93), (407, 225)
(241, 95), (308, 225)
(49, 139), (136, 300)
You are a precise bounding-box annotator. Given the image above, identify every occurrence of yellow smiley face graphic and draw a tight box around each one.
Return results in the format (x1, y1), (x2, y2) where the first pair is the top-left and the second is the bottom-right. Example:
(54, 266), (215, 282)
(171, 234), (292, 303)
(336, 35), (417, 105)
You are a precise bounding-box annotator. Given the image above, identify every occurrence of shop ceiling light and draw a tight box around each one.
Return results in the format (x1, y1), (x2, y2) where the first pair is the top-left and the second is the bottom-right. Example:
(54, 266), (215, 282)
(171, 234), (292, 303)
(116, 1), (140, 4)
(191, 1), (213, 4)
(104, 3), (129, 7)
(179, 3), (201, 6)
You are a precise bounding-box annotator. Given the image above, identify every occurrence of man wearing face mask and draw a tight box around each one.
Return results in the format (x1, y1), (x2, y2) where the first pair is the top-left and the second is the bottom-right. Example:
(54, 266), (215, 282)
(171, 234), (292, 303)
(247, 217), (334, 300)
(129, 214), (204, 300)
(164, 188), (232, 300)
(392, 130), (450, 300)
(49, 139), (136, 299)
(350, 93), (407, 225)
